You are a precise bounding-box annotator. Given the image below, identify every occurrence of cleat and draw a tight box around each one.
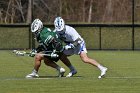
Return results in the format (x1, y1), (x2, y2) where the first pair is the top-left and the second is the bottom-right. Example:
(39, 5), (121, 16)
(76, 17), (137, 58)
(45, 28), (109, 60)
(100, 67), (108, 78)
(98, 76), (102, 79)
(58, 67), (65, 77)
(26, 73), (39, 78)
(66, 69), (77, 77)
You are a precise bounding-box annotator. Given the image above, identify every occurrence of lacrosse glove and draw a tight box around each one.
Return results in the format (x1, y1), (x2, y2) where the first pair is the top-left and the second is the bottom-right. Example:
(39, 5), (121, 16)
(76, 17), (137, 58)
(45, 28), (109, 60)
(64, 43), (75, 50)
(29, 49), (37, 57)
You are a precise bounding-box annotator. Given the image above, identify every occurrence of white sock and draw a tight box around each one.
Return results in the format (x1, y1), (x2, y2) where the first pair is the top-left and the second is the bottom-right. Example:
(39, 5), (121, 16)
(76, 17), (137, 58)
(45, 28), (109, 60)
(32, 69), (37, 74)
(97, 64), (104, 71)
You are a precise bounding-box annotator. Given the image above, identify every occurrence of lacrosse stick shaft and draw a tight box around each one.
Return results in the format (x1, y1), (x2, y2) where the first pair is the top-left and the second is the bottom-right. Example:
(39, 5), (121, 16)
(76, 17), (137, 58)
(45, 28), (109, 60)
(13, 50), (59, 58)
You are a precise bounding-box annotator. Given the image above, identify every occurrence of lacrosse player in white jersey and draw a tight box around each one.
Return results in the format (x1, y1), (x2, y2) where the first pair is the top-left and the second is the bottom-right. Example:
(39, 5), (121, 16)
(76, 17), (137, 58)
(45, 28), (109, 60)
(54, 17), (108, 78)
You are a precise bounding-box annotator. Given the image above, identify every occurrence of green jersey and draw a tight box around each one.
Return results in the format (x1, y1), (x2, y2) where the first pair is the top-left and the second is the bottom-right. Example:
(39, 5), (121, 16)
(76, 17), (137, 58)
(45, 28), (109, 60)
(36, 27), (63, 53)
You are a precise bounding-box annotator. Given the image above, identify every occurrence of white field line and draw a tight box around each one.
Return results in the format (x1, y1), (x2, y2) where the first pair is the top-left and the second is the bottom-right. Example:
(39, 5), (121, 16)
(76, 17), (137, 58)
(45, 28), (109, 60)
(0, 77), (58, 81)
(105, 76), (140, 79)
(1, 76), (140, 81)
(0, 76), (82, 81)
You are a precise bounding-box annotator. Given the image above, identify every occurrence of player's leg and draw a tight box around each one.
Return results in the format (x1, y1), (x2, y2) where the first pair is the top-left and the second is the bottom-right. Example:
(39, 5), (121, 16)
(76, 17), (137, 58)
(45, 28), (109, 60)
(26, 53), (65, 78)
(80, 51), (107, 78)
(26, 53), (43, 78)
(60, 53), (77, 77)
(43, 57), (65, 77)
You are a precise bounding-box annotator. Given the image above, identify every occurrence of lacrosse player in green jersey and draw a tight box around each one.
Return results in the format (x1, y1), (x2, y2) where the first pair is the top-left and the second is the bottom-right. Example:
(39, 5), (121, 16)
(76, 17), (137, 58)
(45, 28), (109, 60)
(26, 19), (77, 78)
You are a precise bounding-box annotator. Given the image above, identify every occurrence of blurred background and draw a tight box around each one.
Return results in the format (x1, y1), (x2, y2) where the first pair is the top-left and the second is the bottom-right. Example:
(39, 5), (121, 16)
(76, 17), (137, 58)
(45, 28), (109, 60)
(0, 0), (139, 24)
(0, 0), (140, 50)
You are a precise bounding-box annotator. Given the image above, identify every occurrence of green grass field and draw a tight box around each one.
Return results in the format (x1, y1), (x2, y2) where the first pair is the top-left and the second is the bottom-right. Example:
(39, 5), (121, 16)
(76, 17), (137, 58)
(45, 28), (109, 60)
(0, 50), (140, 93)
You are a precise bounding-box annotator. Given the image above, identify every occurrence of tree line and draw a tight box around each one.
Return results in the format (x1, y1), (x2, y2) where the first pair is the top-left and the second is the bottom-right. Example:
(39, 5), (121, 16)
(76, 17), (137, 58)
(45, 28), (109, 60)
(0, 0), (139, 24)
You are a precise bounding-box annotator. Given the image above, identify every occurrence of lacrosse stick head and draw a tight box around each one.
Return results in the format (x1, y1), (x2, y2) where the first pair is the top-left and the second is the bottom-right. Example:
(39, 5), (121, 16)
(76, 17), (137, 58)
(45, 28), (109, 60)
(15, 51), (26, 56)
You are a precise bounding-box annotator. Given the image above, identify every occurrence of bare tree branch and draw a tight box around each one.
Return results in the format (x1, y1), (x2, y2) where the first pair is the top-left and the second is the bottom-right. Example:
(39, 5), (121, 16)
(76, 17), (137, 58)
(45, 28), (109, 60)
(11, 0), (16, 23)
(5, 0), (11, 23)
(26, 0), (32, 23)
(88, 0), (93, 23)
(15, 0), (25, 22)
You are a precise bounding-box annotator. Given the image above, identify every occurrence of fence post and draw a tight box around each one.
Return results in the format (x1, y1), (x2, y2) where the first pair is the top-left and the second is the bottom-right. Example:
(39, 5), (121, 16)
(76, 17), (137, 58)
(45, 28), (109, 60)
(132, 0), (135, 50)
(99, 27), (102, 50)
(31, 0), (35, 49)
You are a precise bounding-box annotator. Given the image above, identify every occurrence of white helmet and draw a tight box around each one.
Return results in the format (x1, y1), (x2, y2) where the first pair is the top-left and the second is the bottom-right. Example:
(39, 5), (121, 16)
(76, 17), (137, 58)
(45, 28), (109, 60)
(31, 19), (43, 32)
(54, 17), (65, 31)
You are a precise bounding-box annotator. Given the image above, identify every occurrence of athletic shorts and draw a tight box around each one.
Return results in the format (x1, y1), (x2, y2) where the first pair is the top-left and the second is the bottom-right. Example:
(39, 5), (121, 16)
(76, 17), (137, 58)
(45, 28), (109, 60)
(63, 41), (87, 56)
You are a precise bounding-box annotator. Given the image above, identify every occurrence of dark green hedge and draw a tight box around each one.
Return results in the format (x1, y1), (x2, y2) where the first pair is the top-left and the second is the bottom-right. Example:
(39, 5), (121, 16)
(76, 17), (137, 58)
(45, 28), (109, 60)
(0, 26), (140, 50)
(0, 27), (29, 49)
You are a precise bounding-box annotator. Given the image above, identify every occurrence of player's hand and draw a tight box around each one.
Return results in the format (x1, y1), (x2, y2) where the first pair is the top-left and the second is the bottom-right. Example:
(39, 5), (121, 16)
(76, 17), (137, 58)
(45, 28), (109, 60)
(50, 53), (59, 58)
(64, 43), (75, 50)
(29, 49), (37, 57)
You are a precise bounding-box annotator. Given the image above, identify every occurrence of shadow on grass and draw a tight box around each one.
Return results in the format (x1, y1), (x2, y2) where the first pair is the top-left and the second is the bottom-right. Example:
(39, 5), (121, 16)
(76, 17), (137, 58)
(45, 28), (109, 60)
(38, 75), (83, 79)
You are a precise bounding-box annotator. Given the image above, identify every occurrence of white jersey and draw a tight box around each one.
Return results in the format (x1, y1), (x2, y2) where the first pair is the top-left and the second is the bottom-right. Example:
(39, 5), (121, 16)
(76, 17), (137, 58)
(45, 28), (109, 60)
(56, 25), (87, 55)
(63, 25), (83, 43)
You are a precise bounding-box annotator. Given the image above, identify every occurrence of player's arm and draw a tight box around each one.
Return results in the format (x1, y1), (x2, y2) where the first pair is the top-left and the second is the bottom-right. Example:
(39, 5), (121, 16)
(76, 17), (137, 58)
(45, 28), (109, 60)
(63, 27), (83, 50)
(44, 32), (64, 52)
(51, 37), (64, 52)
(30, 44), (59, 58)
(29, 43), (46, 57)
(36, 43), (48, 53)
(64, 37), (83, 50)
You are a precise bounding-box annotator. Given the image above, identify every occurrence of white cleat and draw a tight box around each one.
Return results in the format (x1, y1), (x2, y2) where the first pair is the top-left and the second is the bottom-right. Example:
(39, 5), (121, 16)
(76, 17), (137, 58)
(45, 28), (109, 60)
(58, 67), (65, 77)
(98, 67), (108, 79)
(66, 70), (77, 77)
(26, 73), (39, 78)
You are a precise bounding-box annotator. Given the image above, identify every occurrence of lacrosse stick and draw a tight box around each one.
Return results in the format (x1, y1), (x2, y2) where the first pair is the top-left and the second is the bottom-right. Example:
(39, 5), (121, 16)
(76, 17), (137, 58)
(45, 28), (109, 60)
(12, 50), (59, 58)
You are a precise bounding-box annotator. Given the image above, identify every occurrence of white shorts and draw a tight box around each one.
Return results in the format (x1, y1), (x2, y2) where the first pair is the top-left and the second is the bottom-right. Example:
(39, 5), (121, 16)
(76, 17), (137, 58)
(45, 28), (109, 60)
(63, 41), (87, 56)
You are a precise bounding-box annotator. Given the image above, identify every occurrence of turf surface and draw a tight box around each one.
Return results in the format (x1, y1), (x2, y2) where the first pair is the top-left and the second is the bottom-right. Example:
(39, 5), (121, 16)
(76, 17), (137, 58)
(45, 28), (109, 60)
(0, 50), (140, 93)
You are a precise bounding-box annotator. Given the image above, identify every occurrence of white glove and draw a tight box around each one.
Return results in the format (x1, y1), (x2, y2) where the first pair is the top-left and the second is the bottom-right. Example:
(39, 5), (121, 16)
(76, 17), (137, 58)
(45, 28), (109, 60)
(64, 43), (75, 50)
(50, 53), (59, 58)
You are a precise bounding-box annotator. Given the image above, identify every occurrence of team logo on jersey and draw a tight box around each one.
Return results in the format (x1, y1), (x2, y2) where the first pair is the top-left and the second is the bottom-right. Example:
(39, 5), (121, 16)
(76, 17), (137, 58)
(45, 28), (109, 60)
(44, 35), (53, 46)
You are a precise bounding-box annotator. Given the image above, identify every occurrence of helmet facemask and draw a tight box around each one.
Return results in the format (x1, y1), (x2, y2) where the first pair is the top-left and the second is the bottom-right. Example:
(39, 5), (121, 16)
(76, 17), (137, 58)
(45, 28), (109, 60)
(34, 30), (40, 38)
(57, 27), (66, 36)
(31, 19), (43, 33)
(31, 19), (43, 41)
(54, 17), (65, 32)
